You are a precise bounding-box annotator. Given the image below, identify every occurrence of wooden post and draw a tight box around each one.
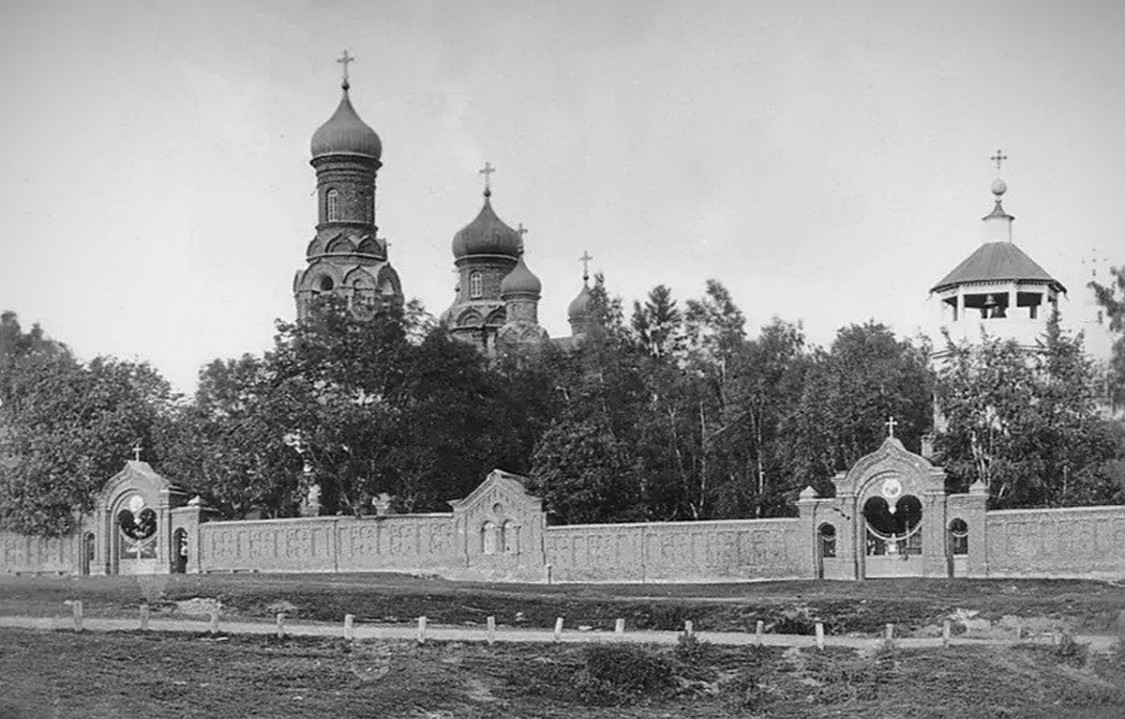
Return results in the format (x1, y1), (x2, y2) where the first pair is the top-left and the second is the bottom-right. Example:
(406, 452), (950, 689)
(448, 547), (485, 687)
(209, 608), (219, 635)
(344, 614), (355, 641)
(815, 622), (825, 651)
(554, 617), (564, 642)
(885, 623), (894, 644)
(614, 618), (625, 636)
(684, 620), (694, 638)
(140, 604), (150, 632)
(942, 620), (951, 648)
(276, 612), (286, 639)
(755, 620), (764, 645)
(417, 616), (427, 644)
(486, 616), (496, 645)
(72, 601), (83, 632)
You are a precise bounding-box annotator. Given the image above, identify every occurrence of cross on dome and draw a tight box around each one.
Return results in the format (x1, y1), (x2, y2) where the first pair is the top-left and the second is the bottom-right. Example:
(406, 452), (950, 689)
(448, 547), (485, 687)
(990, 149), (1008, 171)
(478, 162), (496, 195)
(884, 416), (898, 438)
(132, 442), (143, 462)
(337, 49), (355, 89)
(579, 251), (593, 283)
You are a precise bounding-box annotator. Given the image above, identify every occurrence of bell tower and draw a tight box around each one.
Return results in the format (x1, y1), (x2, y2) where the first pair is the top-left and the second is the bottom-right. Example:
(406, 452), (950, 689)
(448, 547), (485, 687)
(293, 51), (403, 319)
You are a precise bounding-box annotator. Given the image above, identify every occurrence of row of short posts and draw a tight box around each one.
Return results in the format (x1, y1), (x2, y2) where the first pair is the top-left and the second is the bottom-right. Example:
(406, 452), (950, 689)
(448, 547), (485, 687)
(81, 605), (965, 649)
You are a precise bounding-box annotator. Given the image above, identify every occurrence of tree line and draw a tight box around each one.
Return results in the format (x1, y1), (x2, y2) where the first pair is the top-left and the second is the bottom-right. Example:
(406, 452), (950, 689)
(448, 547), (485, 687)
(2, 272), (1124, 538)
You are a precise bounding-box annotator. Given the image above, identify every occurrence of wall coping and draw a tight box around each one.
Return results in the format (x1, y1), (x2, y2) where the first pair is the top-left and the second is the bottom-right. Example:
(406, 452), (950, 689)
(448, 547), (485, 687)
(987, 505), (1125, 518)
(549, 517), (799, 531)
(201, 513), (454, 528)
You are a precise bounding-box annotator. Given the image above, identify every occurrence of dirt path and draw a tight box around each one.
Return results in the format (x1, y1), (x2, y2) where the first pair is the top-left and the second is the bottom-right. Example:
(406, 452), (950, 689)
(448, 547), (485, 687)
(2, 613), (1120, 652)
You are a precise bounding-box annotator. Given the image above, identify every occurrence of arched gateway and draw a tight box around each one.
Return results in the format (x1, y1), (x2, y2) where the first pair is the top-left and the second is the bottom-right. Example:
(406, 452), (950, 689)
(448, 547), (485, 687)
(797, 436), (988, 580)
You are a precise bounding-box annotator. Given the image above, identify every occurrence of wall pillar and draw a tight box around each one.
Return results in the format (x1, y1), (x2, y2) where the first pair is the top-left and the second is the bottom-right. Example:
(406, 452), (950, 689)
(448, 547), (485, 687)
(796, 488), (819, 579)
(922, 489), (948, 577)
(947, 481), (989, 577)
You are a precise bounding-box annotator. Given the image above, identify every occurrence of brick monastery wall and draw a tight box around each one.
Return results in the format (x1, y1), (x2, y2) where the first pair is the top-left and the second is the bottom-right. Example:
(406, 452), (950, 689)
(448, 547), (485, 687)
(198, 514), (460, 574)
(986, 505), (1125, 579)
(545, 518), (802, 583)
(0, 531), (78, 575)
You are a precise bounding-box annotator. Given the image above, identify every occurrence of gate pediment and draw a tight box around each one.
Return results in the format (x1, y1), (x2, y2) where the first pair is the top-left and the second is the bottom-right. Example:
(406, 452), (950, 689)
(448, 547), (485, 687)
(448, 469), (543, 518)
(834, 437), (946, 500)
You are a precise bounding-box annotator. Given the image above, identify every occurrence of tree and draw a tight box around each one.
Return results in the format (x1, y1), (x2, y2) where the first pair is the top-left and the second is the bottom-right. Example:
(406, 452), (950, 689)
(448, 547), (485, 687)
(264, 295), (413, 516)
(790, 322), (932, 494)
(934, 310), (1120, 507)
(631, 285), (684, 360)
(159, 355), (303, 519)
(388, 328), (525, 512)
(0, 312), (175, 536)
(1089, 264), (1125, 411)
(715, 318), (811, 517)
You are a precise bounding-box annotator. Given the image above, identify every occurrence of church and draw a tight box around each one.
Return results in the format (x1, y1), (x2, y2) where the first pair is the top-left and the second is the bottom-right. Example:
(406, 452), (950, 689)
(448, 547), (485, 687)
(292, 56), (597, 354)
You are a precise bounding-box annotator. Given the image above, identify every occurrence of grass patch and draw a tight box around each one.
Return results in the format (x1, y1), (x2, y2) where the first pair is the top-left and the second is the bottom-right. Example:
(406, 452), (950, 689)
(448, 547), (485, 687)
(3, 628), (1125, 717)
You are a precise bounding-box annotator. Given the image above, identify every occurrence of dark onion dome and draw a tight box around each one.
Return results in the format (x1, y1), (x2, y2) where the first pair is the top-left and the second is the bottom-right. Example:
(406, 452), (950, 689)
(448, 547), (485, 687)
(568, 283), (592, 320)
(500, 255), (542, 296)
(930, 242), (1067, 294)
(451, 190), (523, 260)
(311, 88), (382, 160)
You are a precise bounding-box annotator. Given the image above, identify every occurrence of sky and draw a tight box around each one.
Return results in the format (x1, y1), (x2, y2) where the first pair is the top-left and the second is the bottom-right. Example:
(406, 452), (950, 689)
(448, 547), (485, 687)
(1, 0), (1123, 395)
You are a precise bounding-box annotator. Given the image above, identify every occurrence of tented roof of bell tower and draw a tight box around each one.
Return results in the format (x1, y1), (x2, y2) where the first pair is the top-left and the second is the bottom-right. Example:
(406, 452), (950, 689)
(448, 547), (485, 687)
(930, 241), (1066, 294)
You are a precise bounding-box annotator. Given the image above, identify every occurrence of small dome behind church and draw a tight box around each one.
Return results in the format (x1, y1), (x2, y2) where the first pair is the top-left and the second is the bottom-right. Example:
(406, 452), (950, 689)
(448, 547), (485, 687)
(501, 255), (542, 297)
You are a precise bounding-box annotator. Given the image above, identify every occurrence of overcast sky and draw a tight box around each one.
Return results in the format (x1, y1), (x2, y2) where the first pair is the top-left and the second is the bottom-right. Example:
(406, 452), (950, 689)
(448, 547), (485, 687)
(1, 0), (1122, 394)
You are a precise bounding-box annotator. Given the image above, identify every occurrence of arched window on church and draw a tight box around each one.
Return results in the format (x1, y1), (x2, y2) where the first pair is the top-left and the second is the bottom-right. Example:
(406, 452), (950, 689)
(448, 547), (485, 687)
(469, 271), (483, 299)
(502, 520), (517, 555)
(327, 189), (340, 222)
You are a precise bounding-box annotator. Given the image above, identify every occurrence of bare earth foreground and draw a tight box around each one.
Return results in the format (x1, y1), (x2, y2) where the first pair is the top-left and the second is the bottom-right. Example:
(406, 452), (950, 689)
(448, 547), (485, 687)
(2, 573), (1125, 717)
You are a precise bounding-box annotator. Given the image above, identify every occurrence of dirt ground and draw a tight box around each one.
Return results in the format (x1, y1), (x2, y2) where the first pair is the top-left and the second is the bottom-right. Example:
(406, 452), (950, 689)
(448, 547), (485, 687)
(2, 573), (1123, 637)
(1, 628), (1123, 718)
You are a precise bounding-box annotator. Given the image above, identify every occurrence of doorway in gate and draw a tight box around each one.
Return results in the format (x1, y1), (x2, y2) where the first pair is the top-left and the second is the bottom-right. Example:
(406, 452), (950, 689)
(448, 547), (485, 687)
(173, 528), (188, 573)
(863, 494), (924, 578)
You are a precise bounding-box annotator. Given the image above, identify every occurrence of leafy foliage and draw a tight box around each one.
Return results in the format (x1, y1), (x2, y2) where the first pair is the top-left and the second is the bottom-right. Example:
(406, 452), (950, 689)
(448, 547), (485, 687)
(934, 309), (1120, 506)
(0, 312), (175, 536)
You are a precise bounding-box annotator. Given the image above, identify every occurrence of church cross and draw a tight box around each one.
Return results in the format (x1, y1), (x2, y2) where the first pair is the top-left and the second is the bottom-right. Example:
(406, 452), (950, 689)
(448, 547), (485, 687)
(990, 149), (1008, 171)
(579, 251), (593, 282)
(478, 162), (496, 191)
(884, 416), (898, 438)
(132, 443), (143, 462)
(337, 50), (355, 88)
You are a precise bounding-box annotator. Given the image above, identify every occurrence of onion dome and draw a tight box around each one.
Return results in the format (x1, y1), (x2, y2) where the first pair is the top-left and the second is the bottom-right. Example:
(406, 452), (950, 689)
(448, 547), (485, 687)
(451, 189), (523, 260)
(311, 87), (382, 160)
(568, 283), (592, 320)
(500, 256), (542, 296)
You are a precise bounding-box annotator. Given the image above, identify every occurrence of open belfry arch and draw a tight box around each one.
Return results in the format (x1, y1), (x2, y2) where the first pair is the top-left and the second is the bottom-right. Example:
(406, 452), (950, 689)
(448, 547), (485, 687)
(798, 425), (989, 580)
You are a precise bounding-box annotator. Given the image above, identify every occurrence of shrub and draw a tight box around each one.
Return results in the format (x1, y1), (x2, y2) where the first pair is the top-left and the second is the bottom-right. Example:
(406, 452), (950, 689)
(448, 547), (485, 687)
(572, 644), (673, 705)
(1053, 632), (1088, 668)
(674, 633), (714, 665)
